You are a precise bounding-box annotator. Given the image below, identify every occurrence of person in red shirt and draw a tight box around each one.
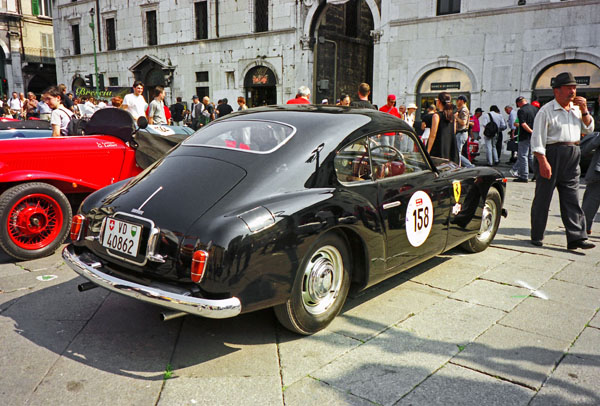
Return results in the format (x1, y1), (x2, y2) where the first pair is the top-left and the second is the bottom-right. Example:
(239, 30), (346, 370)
(379, 94), (400, 117)
(286, 86), (311, 104)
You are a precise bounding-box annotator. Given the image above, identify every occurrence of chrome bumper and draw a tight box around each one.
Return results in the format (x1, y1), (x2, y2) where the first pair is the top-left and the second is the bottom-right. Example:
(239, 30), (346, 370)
(62, 245), (242, 319)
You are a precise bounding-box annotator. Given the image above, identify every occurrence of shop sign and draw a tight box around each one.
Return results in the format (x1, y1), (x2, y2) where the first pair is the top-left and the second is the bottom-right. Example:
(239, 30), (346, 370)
(430, 82), (460, 91)
(74, 86), (132, 99)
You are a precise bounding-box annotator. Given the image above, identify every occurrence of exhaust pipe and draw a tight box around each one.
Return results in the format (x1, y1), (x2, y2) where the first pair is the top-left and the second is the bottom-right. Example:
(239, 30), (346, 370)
(160, 310), (188, 321)
(78, 282), (98, 292)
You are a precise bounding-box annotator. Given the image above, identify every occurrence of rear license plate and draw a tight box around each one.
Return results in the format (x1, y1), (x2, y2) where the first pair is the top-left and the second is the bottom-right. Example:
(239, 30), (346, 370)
(102, 218), (142, 257)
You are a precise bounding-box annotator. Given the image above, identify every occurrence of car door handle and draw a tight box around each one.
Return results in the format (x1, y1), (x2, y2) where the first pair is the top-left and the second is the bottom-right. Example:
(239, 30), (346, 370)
(383, 201), (401, 210)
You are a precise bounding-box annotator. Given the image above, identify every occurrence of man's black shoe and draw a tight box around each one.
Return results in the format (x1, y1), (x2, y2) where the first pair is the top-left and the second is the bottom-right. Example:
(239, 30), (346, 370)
(513, 178), (528, 183)
(567, 239), (596, 250)
(531, 240), (543, 247)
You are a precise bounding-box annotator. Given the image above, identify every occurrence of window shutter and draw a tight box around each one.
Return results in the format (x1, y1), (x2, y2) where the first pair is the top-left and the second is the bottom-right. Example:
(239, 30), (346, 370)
(31, 0), (40, 16)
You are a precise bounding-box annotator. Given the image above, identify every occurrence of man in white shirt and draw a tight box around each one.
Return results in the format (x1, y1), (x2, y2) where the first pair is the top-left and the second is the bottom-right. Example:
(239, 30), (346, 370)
(530, 72), (595, 250)
(121, 80), (148, 120)
(8, 92), (22, 118)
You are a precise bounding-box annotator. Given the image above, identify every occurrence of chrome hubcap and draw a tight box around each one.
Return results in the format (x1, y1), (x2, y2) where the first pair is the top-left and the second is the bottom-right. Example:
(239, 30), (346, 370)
(301, 245), (343, 315)
(477, 198), (497, 242)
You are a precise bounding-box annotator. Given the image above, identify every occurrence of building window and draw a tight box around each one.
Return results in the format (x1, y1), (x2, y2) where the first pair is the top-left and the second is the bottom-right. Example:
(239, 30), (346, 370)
(196, 86), (209, 98)
(32, 0), (53, 17)
(72, 24), (81, 55)
(195, 1), (208, 40)
(254, 0), (268, 33)
(145, 10), (158, 46)
(437, 0), (460, 16)
(109, 77), (119, 86)
(106, 18), (116, 50)
(40, 33), (53, 58)
(196, 71), (209, 82)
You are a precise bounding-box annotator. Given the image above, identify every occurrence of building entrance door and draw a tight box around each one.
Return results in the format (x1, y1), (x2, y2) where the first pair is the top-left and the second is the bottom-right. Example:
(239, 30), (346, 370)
(244, 66), (277, 107)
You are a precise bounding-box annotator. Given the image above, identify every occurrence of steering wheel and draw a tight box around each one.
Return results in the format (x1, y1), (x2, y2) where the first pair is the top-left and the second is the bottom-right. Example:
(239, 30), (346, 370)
(370, 145), (405, 179)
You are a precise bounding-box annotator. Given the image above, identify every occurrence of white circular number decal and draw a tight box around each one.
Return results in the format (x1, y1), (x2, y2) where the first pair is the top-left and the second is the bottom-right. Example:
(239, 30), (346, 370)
(405, 191), (434, 247)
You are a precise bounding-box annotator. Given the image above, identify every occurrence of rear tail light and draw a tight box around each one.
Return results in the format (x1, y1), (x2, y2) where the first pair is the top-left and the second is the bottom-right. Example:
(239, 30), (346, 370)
(191, 250), (209, 283)
(70, 214), (86, 241)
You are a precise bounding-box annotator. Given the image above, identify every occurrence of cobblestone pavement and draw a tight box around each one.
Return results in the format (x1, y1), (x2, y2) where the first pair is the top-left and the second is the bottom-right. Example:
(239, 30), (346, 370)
(1, 162), (599, 406)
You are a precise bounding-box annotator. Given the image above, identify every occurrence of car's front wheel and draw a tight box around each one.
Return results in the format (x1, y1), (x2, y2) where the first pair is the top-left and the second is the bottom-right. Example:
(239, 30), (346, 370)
(274, 233), (351, 335)
(461, 187), (501, 253)
(0, 182), (72, 260)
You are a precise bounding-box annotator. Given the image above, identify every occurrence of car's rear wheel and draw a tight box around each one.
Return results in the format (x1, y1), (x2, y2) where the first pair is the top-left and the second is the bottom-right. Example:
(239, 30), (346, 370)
(461, 187), (501, 253)
(0, 182), (72, 260)
(274, 233), (351, 335)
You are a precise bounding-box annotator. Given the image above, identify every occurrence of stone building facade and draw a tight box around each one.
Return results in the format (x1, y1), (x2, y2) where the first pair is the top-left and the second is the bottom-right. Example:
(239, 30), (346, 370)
(0, 0), (56, 97)
(53, 0), (599, 124)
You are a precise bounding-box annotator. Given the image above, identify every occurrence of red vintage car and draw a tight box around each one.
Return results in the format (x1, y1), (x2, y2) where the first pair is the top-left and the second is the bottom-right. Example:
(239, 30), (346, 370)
(0, 109), (142, 260)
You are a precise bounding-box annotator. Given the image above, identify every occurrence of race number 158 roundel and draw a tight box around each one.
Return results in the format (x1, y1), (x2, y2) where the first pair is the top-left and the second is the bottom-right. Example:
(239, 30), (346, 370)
(405, 191), (434, 247)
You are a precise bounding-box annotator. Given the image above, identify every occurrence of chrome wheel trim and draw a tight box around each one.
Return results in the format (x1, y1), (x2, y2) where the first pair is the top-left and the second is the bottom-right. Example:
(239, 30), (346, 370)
(301, 245), (343, 315)
(477, 197), (497, 242)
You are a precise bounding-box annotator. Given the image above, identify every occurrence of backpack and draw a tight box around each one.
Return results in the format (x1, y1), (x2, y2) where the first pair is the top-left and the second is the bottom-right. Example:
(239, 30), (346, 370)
(483, 113), (499, 138)
(66, 116), (89, 135)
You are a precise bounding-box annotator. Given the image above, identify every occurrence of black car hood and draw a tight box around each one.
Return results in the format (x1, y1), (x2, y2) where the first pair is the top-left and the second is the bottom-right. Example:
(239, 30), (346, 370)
(99, 155), (246, 233)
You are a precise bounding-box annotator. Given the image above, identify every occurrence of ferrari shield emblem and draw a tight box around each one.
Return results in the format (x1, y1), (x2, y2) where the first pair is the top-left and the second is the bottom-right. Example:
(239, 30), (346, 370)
(452, 181), (461, 203)
(131, 226), (138, 237)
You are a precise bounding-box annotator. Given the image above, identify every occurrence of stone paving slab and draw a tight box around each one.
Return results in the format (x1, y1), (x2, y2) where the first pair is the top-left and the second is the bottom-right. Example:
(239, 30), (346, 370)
(397, 363), (534, 406)
(449, 279), (530, 311)
(498, 297), (596, 342)
(529, 354), (600, 406)
(398, 298), (505, 344)
(158, 376), (284, 406)
(538, 279), (600, 310)
(399, 260), (489, 292)
(313, 327), (458, 406)
(590, 312), (600, 328)
(0, 263), (27, 278)
(327, 280), (446, 341)
(1, 277), (108, 322)
(554, 261), (600, 289)
(0, 264), (77, 294)
(452, 324), (570, 390)
(15, 252), (65, 272)
(568, 327), (600, 360)
(283, 377), (373, 406)
(170, 310), (280, 378)
(278, 328), (360, 387)
(0, 317), (85, 405)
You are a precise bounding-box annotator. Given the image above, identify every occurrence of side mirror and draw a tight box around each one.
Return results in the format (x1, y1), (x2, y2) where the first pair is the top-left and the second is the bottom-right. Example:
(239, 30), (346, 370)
(137, 116), (148, 129)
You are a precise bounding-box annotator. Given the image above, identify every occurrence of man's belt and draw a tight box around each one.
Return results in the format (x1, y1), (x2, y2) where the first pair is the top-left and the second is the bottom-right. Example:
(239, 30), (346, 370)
(548, 141), (579, 146)
(457, 128), (469, 133)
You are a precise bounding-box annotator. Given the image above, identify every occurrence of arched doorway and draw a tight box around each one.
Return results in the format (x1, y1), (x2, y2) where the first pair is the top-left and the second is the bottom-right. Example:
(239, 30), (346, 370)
(533, 61), (600, 130)
(416, 68), (472, 119)
(244, 66), (277, 107)
(313, 1), (374, 104)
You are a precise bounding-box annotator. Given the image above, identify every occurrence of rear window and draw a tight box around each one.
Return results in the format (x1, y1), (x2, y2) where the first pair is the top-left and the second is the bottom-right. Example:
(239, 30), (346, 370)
(184, 120), (296, 153)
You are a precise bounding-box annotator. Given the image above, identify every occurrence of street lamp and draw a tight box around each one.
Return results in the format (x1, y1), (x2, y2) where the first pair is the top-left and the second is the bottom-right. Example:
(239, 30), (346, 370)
(89, 8), (100, 100)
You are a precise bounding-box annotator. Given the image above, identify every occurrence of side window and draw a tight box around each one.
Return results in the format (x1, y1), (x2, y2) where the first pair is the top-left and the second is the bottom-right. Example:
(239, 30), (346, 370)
(368, 132), (430, 179)
(334, 137), (371, 183)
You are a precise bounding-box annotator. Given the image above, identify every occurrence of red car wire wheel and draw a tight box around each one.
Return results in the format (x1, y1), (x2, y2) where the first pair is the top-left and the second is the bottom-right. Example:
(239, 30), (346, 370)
(6, 193), (64, 250)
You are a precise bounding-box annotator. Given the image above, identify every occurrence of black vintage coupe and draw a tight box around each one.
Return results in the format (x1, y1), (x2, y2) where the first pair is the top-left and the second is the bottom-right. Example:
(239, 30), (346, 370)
(63, 106), (507, 334)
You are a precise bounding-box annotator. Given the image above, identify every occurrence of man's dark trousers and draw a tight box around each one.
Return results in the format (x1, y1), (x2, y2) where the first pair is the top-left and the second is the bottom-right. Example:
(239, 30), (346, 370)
(531, 144), (588, 243)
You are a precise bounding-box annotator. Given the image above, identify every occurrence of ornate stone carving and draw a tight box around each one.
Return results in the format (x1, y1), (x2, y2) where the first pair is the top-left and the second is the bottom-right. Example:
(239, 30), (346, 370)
(370, 29), (383, 44)
(300, 35), (312, 50)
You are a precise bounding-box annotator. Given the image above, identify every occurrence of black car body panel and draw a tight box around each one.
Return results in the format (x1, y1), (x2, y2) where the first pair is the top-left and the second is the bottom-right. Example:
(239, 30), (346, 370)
(65, 105), (507, 325)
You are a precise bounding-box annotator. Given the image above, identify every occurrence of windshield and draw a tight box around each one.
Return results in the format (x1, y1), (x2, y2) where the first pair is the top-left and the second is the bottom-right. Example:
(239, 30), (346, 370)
(184, 120), (296, 153)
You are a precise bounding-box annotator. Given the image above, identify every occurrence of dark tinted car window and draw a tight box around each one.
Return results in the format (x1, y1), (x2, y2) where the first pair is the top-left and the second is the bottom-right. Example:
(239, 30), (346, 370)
(184, 120), (295, 153)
